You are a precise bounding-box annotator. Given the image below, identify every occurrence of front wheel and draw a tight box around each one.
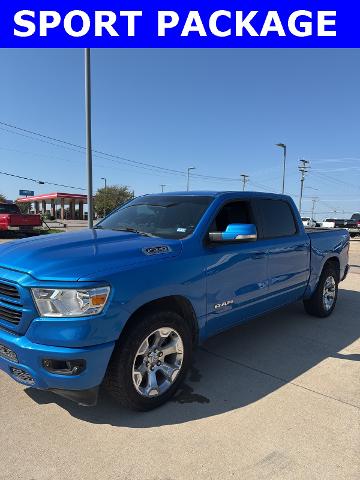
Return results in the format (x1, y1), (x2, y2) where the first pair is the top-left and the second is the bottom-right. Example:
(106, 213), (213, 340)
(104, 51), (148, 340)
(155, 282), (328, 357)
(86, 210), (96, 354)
(105, 311), (192, 411)
(304, 264), (339, 317)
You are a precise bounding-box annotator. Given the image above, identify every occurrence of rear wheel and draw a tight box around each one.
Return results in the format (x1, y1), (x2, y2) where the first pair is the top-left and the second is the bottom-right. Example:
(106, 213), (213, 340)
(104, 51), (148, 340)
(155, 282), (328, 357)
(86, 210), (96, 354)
(304, 264), (339, 317)
(105, 311), (192, 411)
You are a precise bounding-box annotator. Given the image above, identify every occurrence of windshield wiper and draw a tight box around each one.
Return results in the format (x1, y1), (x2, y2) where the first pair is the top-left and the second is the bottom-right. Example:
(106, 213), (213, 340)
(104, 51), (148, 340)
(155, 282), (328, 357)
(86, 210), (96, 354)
(112, 227), (158, 238)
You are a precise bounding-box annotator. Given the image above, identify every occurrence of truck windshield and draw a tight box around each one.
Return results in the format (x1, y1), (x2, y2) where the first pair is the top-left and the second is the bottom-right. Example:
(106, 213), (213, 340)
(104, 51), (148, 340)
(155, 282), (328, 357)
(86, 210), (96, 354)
(0, 204), (21, 214)
(97, 195), (214, 239)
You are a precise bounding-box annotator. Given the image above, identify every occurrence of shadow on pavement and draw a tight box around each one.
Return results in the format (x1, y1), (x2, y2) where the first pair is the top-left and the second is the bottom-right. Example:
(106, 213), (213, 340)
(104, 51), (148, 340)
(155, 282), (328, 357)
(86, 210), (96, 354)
(26, 288), (360, 427)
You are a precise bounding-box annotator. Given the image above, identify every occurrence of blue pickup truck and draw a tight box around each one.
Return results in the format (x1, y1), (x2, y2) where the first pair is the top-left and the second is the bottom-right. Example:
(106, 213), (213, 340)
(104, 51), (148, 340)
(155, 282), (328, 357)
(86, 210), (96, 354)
(0, 192), (349, 410)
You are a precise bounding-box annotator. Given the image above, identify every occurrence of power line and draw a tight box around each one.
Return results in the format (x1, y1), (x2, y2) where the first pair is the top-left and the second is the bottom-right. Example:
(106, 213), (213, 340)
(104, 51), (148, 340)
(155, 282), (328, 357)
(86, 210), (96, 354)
(0, 121), (188, 176)
(0, 126), (85, 155)
(0, 125), (216, 181)
(310, 171), (360, 191)
(0, 120), (282, 186)
(317, 199), (339, 212)
(248, 180), (275, 193)
(0, 129), (259, 187)
(0, 170), (86, 191)
(0, 123), (231, 182)
(1, 120), (359, 201)
(0, 144), (185, 183)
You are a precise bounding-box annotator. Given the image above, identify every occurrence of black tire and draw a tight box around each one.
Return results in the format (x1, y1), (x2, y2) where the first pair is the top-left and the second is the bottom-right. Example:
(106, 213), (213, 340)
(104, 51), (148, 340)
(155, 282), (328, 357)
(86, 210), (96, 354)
(303, 264), (339, 317)
(104, 311), (193, 411)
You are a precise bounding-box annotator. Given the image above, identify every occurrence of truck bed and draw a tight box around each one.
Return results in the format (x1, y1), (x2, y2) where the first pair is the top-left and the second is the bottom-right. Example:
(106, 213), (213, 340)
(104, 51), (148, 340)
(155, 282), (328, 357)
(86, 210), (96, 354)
(305, 227), (345, 233)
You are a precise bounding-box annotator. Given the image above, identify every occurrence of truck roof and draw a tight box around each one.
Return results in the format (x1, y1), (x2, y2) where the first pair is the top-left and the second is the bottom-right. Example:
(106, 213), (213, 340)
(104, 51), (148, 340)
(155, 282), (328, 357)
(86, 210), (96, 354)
(146, 191), (291, 200)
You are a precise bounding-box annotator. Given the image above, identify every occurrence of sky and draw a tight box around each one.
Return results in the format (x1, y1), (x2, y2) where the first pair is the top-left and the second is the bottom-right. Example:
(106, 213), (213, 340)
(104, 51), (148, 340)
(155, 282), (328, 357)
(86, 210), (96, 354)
(0, 48), (359, 219)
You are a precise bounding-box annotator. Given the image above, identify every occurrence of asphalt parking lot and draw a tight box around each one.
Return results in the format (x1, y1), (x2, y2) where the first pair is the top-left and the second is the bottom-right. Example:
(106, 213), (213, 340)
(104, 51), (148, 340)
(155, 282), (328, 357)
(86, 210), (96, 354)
(0, 238), (359, 480)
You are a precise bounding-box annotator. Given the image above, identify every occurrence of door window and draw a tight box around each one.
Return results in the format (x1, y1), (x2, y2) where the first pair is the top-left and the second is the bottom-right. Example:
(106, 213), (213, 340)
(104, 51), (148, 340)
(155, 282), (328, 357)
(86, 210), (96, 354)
(255, 199), (297, 238)
(210, 201), (255, 232)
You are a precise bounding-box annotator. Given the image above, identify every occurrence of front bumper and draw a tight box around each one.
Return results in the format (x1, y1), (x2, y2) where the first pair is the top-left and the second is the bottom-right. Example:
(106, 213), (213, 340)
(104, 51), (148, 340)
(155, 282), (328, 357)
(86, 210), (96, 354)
(0, 326), (115, 403)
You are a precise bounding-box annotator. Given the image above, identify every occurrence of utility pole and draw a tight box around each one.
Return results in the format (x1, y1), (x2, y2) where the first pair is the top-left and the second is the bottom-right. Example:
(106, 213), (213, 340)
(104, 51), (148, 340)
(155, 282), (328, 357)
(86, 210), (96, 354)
(311, 197), (318, 220)
(101, 177), (107, 218)
(240, 174), (249, 191)
(187, 167), (196, 191)
(298, 159), (310, 215)
(276, 143), (287, 194)
(85, 48), (94, 228)
(160, 184), (166, 193)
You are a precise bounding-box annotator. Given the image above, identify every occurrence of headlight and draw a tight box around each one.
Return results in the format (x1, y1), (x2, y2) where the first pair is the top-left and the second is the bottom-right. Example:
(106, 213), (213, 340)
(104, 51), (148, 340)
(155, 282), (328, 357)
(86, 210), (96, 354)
(31, 287), (110, 317)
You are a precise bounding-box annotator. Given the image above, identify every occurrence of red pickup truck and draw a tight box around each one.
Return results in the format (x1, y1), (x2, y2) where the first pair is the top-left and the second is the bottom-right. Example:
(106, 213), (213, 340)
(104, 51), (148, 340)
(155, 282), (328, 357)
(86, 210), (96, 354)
(0, 203), (42, 233)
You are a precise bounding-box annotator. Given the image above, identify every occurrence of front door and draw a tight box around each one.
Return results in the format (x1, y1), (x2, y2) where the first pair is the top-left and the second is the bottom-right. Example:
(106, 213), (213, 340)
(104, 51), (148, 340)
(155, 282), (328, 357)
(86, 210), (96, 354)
(205, 200), (269, 337)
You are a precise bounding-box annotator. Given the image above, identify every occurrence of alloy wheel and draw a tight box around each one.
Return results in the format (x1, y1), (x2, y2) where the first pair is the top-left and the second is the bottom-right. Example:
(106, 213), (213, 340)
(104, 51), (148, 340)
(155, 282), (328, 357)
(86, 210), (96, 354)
(323, 276), (336, 310)
(132, 327), (184, 398)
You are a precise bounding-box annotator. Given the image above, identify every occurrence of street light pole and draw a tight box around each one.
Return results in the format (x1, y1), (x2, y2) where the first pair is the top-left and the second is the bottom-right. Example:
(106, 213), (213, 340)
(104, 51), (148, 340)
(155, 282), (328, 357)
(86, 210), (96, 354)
(298, 159), (310, 215)
(240, 174), (249, 191)
(85, 48), (94, 228)
(186, 167), (196, 191)
(160, 184), (166, 193)
(101, 177), (107, 218)
(276, 143), (287, 194)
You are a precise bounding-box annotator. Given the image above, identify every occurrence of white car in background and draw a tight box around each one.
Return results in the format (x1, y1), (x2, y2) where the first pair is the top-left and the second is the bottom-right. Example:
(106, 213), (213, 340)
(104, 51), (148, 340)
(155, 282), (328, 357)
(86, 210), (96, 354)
(320, 218), (336, 228)
(301, 217), (317, 228)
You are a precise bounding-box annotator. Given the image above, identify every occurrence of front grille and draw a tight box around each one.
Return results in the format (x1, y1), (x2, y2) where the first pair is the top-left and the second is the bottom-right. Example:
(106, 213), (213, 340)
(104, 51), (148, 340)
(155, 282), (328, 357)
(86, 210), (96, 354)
(0, 282), (20, 299)
(0, 276), (30, 332)
(0, 305), (22, 325)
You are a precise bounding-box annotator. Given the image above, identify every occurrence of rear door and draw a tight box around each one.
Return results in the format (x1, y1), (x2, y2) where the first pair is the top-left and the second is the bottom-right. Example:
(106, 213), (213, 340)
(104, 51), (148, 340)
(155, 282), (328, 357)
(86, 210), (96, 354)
(253, 198), (310, 307)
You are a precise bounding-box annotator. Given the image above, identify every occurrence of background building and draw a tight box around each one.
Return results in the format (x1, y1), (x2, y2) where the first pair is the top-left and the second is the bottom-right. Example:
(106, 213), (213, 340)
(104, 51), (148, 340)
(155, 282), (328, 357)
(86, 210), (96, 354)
(17, 192), (88, 220)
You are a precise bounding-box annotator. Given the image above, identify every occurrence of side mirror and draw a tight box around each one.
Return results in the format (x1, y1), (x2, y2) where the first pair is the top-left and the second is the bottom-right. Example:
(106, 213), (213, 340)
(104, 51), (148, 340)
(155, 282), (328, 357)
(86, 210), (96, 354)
(209, 223), (257, 242)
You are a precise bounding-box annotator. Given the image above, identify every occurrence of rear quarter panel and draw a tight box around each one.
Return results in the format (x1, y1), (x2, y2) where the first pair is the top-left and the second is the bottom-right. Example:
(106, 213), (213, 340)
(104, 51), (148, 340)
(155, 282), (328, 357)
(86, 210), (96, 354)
(305, 228), (350, 298)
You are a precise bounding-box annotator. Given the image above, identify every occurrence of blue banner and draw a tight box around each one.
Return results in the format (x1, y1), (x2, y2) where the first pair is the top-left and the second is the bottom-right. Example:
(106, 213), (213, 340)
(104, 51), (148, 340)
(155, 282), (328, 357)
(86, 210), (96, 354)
(1, 0), (357, 47)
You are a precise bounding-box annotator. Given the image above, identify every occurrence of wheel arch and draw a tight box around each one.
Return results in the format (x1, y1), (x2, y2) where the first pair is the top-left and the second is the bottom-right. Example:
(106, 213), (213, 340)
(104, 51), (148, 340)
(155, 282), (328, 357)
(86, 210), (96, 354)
(118, 295), (199, 346)
(305, 254), (341, 300)
(323, 256), (340, 279)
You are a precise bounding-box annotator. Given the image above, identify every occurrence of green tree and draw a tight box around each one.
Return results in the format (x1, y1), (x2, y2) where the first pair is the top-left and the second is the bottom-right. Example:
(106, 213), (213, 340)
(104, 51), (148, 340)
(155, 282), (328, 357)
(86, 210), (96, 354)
(94, 185), (134, 218)
(0, 193), (6, 203)
(16, 201), (31, 214)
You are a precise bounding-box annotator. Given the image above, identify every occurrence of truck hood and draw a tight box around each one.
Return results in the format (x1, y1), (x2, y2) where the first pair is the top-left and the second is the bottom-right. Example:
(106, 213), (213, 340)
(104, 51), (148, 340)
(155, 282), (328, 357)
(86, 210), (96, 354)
(0, 229), (182, 281)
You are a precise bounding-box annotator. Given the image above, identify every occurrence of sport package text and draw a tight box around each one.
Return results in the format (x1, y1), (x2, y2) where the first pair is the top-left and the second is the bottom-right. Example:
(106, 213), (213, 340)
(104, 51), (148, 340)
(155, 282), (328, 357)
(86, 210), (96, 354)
(14, 9), (336, 38)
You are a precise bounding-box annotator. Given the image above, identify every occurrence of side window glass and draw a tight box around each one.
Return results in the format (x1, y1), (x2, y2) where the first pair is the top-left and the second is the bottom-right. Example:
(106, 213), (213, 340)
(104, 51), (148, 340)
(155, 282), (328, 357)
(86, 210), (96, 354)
(212, 201), (253, 232)
(256, 200), (297, 238)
